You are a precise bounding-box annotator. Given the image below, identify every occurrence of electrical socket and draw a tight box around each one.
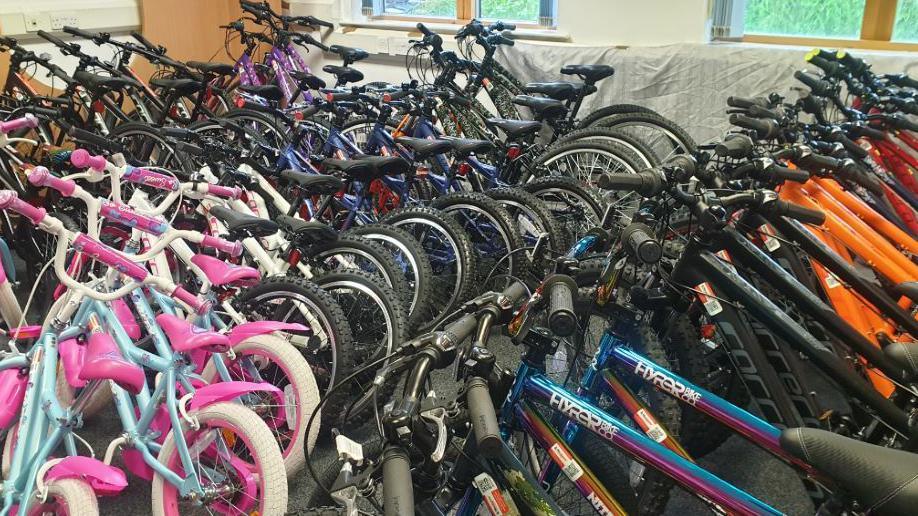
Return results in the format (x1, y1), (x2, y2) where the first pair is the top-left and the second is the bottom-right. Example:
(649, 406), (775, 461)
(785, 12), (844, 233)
(23, 12), (51, 32)
(50, 13), (78, 31)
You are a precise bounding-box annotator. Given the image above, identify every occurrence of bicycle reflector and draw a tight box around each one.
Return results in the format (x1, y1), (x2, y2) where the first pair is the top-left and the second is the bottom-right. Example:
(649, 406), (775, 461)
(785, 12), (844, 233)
(506, 145), (522, 160)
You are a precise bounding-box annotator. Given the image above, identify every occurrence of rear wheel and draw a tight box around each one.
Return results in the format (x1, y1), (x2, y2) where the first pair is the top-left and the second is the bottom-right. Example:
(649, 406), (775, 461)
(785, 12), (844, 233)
(485, 187), (568, 277)
(26, 477), (99, 516)
(522, 175), (605, 244)
(596, 111), (696, 162)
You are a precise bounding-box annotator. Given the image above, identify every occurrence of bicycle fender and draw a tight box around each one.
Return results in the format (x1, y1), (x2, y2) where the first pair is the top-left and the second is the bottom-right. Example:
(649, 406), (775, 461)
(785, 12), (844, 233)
(188, 381), (282, 412)
(45, 456), (128, 496)
(226, 321), (310, 347)
(0, 368), (27, 430)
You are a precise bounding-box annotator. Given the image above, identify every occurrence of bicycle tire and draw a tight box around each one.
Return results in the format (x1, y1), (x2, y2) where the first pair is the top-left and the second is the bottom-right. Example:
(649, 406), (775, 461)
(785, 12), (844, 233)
(576, 103), (662, 128)
(555, 126), (662, 168)
(528, 139), (645, 189)
(521, 175), (606, 244)
(484, 186), (569, 275)
(596, 111), (697, 160)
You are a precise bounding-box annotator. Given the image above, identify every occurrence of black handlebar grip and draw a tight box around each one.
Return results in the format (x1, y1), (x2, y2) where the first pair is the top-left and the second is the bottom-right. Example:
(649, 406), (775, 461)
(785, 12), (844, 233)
(67, 126), (122, 154)
(622, 222), (662, 264)
(26, 106), (59, 118)
(829, 131), (868, 159)
(444, 313), (479, 344)
(729, 113), (779, 139)
(417, 23), (434, 36)
(726, 96), (768, 109)
(768, 163), (810, 184)
(175, 141), (204, 157)
(499, 23), (517, 31)
(897, 75), (918, 90)
(797, 151), (840, 172)
(799, 93), (828, 125)
(36, 30), (69, 49)
(746, 104), (783, 120)
(496, 34), (515, 46)
(807, 48), (837, 61)
(794, 70), (833, 97)
(771, 200), (826, 225)
(309, 16), (334, 28)
(807, 55), (841, 78)
(325, 91), (359, 102)
(853, 124), (885, 140)
(715, 134), (754, 158)
(502, 280), (529, 304)
(836, 50), (867, 75)
(62, 26), (97, 40)
(841, 161), (884, 196)
(382, 446), (413, 516)
(466, 377), (502, 458)
(546, 276), (577, 337)
(130, 31), (157, 51)
(598, 171), (663, 196)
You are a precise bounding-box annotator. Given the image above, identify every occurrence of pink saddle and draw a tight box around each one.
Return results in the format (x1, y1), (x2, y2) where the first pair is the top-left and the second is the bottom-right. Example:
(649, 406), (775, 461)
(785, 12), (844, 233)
(155, 313), (230, 353)
(78, 332), (145, 395)
(190, 254), (260, 287)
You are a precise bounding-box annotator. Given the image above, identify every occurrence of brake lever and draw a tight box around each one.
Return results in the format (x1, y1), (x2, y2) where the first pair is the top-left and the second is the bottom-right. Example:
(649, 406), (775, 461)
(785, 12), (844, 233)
(419, 404), (448, 462)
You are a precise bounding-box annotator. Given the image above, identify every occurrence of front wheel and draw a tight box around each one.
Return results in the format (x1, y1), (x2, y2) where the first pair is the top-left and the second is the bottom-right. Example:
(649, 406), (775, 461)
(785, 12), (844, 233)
(26, 477), (99, 516)
(150, 402), (288, 516)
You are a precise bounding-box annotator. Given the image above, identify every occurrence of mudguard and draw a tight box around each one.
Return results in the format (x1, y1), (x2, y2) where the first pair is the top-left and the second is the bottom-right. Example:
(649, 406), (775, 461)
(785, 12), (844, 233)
(59, 338), (87, 388)
(45, 456), (128, 496)
(0, 368), (27, 430)
(226, 321), (310, 347)
(188, 380), (282, 411)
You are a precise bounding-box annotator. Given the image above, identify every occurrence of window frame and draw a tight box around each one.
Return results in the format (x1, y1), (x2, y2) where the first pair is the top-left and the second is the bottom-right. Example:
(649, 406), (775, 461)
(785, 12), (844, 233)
(363, 0), (556, 29)
(741, 0), (918, 51)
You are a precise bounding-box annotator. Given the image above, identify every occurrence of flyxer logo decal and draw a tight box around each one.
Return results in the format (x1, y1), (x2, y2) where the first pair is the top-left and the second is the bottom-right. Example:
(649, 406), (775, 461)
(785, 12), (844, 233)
(634, 361), (703, 406)
(548, 393), (619, 441)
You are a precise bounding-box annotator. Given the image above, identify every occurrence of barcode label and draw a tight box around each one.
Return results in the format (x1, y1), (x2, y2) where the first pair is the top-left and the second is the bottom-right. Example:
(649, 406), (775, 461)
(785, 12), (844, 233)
(284, 385), (296, 428)
(759, 224), (781, 252)
(636, 409), (667, 443)
(549, 443), (583, 482)
(824, 274), (841, 289)
(696, 283), (723, 316)
(473, 473), (511, 515)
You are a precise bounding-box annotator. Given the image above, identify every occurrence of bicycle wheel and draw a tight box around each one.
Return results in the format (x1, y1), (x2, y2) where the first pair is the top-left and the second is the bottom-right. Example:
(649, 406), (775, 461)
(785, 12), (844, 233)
(576, 103), (662, 128)
(26, 477), (99, 516)
(380, 206), (479, 331)
(200, 334), (321, 476)
(431, 191), (526, 288)
(530, 139), (645, 194)
(233, 275), (357, 427)
(484, 187), (568, 276)
(150, 402), (288, 516)
(556, 126), (662, 168)
(596, 111), (697, 162)
(346, 224), (434, 332)
(108, 122), (180, 169)
(339, 116), (399, 153)
(522, 175), (605, 244)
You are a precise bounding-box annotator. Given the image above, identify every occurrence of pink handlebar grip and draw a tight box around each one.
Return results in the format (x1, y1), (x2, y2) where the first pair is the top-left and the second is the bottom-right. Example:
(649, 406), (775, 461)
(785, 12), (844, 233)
(206, 184), (242, 200)
(171, 286), (211, 315)
(201, 235), (243, 257)
(70, 149), (107, 172)
(99, 201), (169, 236)
(72, 233), (149, 282)
(0, 190), (46, 224)
(28, 167), (76, 197)
(122, 166), (179, 191)
(0, 114), (38, 134)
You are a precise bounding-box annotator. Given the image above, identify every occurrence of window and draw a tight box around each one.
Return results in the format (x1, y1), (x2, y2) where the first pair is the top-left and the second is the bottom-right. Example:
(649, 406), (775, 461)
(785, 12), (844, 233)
(364, 0), (555, 27)
(736, 0), (918, 50)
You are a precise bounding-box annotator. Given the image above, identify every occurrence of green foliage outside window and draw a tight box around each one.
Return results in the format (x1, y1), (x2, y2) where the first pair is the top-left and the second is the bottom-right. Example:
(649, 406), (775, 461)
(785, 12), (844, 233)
(745, 0), (866, 38)
(894, 0), (918, 41)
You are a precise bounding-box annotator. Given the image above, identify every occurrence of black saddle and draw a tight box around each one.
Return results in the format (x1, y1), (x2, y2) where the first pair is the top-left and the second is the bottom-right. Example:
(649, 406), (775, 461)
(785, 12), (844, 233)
(275, 215), (338, 246)
(322, 65), (363, 85)
(780, 428), (918, 516)
(523, 82), (581, 101)
(443, 137), (493, 157)
(280, 170), (344, 195)
(187, 61), (235, 76)
(328, 45), (369, 64)
(485, 118), (542, 139)
(512, 95), (568, 120)
(884, 342), (918, 378)
(893, 281), (918, 303)
(396, 137), (454, 159)
(560, 64), (615, 83)
(238, 84), (283, 103)
(209, 205), (278, 238)
(290, 70), (326, 90)
(322, 156), (410, 182)
(149, 78), (203, 96)
(73, 71), (135, 94)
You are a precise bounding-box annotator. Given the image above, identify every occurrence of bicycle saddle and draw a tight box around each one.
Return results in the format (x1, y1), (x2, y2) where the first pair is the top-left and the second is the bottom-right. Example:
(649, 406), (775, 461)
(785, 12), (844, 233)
(560, 64), (615, 83)
(73, 71), (135, 93)
(78, 332), (145, 395)
(442, 136), (494, 157)
(187, 60), (235, 76)
(395, 136), (454, 159)
(149, 77), (203, 95)
(275, 215), (339, 246)
(892, 281), (918, 303)
(189, 254), (261, 287)
(780, 428), (918, 515)
(280, 170), (344, 195)
(155, 313), (231, 353)
(290, 70), (327, 90)
(485, 118), (542, 138)
(209, 205), (279, 238)
(883, 342), (918, 378)
(523, 82), (580, 101)
(512, 95), (568, 120)
(328, 45), (369, 64)
(322, 155), (411, 181)
(238, 84), (283, 103)
(322, 65), (364, 85)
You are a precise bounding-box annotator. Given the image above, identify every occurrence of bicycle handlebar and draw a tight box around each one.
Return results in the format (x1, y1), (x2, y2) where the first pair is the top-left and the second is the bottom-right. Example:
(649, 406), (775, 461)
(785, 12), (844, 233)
(0, 114), (38, 134)
(729, 113), (780, 139)
(621, 222), (663, 265)
(715, 133), (754, 158)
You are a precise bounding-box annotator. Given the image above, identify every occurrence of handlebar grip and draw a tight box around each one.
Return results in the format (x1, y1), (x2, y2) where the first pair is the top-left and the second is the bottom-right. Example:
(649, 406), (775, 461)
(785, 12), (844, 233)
(746, 104), (782, 120)
(62, 26), (97, 40)
(500, 23), (516, 31)
(309, 16), (334, 28)
(836, 50), (867, 75)
(205, 183), (242, 200)
(466, 377), (502, 458)
(726, 96), (768, 109)
(170, 285), (210, 315)
(829, 131), (868, 159)
(794, 70), (834, 97)
(546, 276), (577, 337)
(0, 190), (46, 224)
(621, 222), (662, 264)
(715, 134), (754, 158)
(768, 163), (810, 184)
(382, 446), (413, 516)
(36, 30), (69, 49)
(806, 55), (841, 78)
(502, 280), (529, 304)
(807, 48), (837, 61)
(130, 31), (157, 51)
(850, 124), (885, 140)
(489, 34), (514, 47)
(0, 114), (38, 134)
(99, 201), (169, 235)
(325, 91), (358, 102)
(201, 234), (243, 257)
(894, 74), (918, 90)
(416, 23), (434, 36)
(67, 127), (122, 154)
(70, 148), (107, 171)
(72, 233), (149, 281)
(729, 113), (779, 139)
(597, 171), (662, 196)
(122, 166), (180, 191)
(25, 107), (59, 118)
(769, 200), (826, 225)
(796, 151), (840, 172)
(443, 313), (479, 344)
(840, 160), (884, 196)
(28, 167), (76, 197)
